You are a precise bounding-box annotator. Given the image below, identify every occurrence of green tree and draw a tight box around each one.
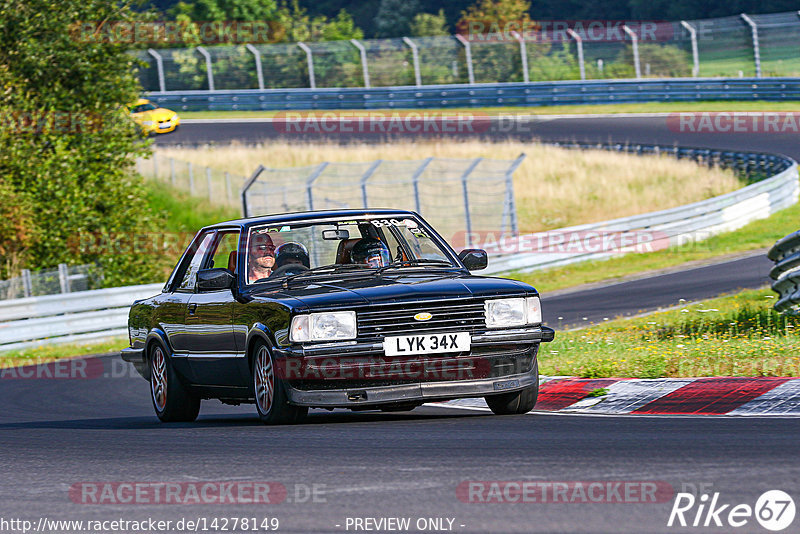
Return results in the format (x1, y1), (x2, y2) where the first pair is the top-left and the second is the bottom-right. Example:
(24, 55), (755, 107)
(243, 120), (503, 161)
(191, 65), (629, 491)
(410, 10), (450, 37)
(0, 0), (158, 286)
(373, 0), (421, 38)
(170, 0), (280, 22)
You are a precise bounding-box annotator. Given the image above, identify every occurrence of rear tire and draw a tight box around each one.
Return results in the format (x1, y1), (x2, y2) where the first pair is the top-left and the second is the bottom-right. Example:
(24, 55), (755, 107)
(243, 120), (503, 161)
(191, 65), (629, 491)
(485, 360), (538, 415)
(252, 342), (308, 425)
(149, 344), (200, 422)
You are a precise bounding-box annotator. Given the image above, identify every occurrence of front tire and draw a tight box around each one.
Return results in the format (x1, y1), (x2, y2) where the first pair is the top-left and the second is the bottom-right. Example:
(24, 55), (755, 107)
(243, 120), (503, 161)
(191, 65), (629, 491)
(149, 344), (200, 422)
(485, 360), (539, 415)
(252, 342), (307, 425)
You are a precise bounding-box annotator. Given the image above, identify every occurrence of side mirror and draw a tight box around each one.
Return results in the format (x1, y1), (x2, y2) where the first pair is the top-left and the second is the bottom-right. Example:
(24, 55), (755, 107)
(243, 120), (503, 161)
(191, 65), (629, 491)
(458, 249), (488, 271)
(197, 268), (236, 291)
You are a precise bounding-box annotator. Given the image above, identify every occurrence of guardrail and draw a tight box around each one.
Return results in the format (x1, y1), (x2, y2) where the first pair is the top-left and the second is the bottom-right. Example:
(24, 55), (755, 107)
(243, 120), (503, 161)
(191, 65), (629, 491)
(148, 78), (800, 111)
(0, 284), (162, 352)
(484, 144), (799, 275)
(769, 231), (800, 314)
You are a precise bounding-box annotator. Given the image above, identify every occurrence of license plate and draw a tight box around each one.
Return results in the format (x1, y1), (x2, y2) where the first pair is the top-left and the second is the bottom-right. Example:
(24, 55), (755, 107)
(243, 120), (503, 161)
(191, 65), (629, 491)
(383, 332), (471, 356)
(160, 122), (171, 128)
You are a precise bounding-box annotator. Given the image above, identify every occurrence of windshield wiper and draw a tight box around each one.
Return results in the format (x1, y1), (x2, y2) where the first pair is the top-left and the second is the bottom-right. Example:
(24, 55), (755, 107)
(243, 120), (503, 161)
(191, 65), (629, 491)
(282, 263), (374, 287)
(375, 259), (455, 274)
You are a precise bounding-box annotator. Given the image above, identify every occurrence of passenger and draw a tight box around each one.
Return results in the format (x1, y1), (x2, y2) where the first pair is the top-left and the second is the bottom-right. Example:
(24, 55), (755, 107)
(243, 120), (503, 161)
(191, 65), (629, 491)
(248, 233), (276, 283)
(351, 238), (391, 268)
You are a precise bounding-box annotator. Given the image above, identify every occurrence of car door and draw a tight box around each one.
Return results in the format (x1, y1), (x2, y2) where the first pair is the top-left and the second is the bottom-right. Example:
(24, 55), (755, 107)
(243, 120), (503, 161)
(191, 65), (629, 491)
(185, 230), (244, 386)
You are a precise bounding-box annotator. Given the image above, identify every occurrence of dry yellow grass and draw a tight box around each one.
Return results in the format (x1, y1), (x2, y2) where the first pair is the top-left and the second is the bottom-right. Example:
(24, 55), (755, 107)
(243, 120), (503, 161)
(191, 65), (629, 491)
(154, 141), (742, 231)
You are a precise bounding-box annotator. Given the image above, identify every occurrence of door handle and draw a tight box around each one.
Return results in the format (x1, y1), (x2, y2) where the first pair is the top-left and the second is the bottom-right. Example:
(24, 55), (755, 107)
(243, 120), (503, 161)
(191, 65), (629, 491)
(188, 303), (197, 315)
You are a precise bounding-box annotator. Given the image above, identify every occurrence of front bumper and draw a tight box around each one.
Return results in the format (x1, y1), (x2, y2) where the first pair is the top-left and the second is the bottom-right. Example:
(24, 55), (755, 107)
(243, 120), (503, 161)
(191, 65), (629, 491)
(280, 326), (552, 408)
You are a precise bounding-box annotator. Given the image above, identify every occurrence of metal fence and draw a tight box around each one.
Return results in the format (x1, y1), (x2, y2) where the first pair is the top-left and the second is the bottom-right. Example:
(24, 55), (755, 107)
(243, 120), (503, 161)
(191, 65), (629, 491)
(769, 230), (800, 315)
(134, 11), (800, 93)
(135, 154), (248, 205)
(0, 264), (102, 301)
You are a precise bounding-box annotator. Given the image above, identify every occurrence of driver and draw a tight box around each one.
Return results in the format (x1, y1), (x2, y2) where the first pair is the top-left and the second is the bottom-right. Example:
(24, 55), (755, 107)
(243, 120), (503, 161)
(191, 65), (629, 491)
(351, 238), (390, 268)
(273, 242), (310, 274)
(247, 233), (275, 283)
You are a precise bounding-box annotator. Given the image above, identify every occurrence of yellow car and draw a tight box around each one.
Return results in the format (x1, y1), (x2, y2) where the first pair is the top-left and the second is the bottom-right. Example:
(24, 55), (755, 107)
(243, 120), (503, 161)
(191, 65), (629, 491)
(129, 98), (180, 135)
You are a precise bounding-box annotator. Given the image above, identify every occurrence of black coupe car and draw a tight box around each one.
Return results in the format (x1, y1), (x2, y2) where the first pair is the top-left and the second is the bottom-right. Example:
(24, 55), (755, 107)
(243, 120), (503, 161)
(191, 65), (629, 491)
(122, 209), (555, 424)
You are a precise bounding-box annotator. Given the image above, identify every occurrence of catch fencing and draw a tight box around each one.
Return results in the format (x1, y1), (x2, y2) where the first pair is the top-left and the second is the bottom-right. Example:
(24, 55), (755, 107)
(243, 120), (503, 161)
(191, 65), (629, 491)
(135, 11), (800, 94)
(0, 264), (101, 301)
(769, 230), (800, 315)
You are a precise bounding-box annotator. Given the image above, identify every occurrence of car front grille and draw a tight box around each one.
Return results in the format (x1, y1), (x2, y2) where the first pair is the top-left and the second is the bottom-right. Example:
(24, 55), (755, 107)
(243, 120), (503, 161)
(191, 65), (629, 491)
(356, 299), (486, 341)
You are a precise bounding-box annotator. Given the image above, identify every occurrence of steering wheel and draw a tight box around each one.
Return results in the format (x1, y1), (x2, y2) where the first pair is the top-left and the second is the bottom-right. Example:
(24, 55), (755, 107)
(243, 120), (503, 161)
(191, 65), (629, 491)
(269, 263), (309, 278)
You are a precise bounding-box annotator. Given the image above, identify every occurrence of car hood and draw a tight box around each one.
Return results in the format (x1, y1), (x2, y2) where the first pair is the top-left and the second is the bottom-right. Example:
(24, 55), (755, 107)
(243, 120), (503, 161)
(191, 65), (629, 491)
(251, 272), (535, 310)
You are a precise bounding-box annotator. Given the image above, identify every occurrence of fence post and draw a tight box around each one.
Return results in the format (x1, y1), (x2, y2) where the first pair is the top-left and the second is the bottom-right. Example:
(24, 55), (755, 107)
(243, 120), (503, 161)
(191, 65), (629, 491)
(622, 25), (641, 79)
(565, 29), (585, 80)
(411, 157), (434, 214)
(359, 160), (383, 208)
(58, 263), (70, 294)
(305, 162), (330, 211)
(680, 21), (700, 77)
(402, 37), (422, 87)
(503, 154), (525, 238)
(350, 39), (371, 88)
(241, 165), (266, 217)
(170, 157), (176, 186)
(510, 31), (529, 83)
(297, 42), (316, 89)
(225, 172), (232, 203)
(740, 14), (762, 78)
(455, 34), (475, 84)
(21, 269), (32, 298)
(206, 167), (213, 202)
(245, 44), (265, 90)
(460, 158), (483, 247)
(188, 162), (195, 195)
(147, 48), (166, 92)
(196, 46), (215, 91)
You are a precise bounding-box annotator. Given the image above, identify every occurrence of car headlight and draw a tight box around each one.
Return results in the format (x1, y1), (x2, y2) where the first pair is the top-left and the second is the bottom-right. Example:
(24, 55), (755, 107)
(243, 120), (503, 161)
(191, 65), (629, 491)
(141, 120), (154, 126)
(171, 114), (178, 121)
(290, 311), (357, 342)
(485, 297), (542, 328)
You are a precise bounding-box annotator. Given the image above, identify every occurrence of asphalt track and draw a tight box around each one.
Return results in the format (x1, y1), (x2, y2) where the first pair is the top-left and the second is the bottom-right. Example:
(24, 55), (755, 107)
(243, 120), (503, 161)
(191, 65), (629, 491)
(0, 116), (795, 533)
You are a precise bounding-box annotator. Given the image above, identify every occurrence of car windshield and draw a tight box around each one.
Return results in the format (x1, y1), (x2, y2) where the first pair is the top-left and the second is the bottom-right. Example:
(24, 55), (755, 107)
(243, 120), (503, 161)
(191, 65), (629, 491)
(131, 103), (157, 113)
(244, 216), (457, 285)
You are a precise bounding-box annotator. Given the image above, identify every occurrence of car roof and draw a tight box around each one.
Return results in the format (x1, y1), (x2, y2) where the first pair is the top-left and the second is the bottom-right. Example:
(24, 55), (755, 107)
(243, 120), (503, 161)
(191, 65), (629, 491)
(203, 209), (419, 231)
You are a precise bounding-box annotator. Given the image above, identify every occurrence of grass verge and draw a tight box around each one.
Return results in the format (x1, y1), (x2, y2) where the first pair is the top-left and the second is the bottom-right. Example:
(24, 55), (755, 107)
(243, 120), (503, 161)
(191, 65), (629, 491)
(513, 199), (798, 294)
(0, 337), (127, 369)
(177, 101), (800, 120)
(541, 288), (799, 378)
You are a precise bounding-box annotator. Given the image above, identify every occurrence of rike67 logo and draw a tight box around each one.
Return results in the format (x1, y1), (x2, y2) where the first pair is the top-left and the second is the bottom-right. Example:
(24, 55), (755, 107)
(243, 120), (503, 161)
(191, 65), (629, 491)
(668, 490), (795, 531)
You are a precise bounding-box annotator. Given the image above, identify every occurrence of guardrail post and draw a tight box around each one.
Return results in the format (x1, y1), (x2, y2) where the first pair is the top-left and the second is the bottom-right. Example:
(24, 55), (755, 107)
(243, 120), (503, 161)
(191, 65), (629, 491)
(622, 25), (641, 79)
(411, 157), (434, 214)
(241, 165), (266, 217)
(305, 162), (330, 211)
(206, 167), (213, 202)
(350, 39), (371, 88)
(740, 14), (762, 78)
(297, 42), (316, 89)
(188, 162), (195, 195)
(359, 160), (382, 208)
(680, 21), (700, 78)
(196, 46), (215, 91)
(147, 48), (166, 92)
(565, 29), (585, 80)
(460, 158), (483, 247)
(58, 263), (70, 294)
(245, 44), (265, 90)
(402, 37), (422, 87)
(225, 172), (232, 202)
(455, 34), (475, 84)
(169, 157), (176, 186)
(510, 31), (529, 83)
(21, 269), (32, 298)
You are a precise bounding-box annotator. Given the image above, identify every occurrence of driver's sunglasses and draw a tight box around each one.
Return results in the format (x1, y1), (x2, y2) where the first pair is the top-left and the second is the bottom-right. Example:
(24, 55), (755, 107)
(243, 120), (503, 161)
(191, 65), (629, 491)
(253, 244), (275, 253)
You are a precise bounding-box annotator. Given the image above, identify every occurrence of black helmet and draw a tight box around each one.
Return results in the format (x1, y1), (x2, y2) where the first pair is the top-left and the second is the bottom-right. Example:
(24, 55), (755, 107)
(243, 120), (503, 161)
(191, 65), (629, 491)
(351, 238), (390, 268)
(274, 242), (310, 268)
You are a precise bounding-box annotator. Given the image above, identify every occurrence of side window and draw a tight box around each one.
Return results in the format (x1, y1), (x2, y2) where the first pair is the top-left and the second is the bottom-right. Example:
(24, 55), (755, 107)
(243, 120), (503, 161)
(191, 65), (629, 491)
(209, 231), (240, 274)
(178, 232), (215, 292)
